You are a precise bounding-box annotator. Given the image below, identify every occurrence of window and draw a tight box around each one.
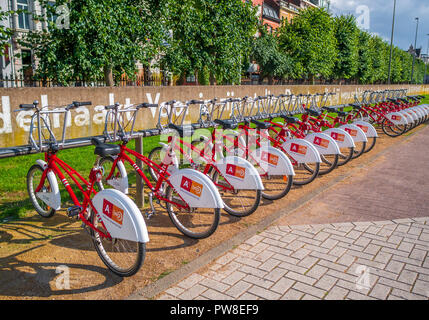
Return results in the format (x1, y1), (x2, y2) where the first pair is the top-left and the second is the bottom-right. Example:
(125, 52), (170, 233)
(17, 0), (30, 30)
(262, 3), (280, 21)
(21, 49), (32, 66)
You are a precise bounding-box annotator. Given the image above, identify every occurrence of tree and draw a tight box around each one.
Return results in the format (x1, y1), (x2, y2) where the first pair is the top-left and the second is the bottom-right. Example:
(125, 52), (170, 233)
(333, 14), (359, 81)
(278, 7), (338, 83)
(22, 0), (164, 86)
(160, 0), (258, 85)
(251, 26), (293, 84)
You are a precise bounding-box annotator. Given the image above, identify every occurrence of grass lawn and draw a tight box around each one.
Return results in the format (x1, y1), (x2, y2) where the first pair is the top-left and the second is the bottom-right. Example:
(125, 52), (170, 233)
(1, 94), (428, 222)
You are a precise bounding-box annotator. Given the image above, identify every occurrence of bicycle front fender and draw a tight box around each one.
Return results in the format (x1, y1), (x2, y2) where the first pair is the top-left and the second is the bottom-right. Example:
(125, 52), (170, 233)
(412, 106), (427, 118)
(249, 146), (295, 176)
(214, 156), (264, 190)
(304, 132), (341, 155)
(92, 188), (149, 243)
(282, 138), (321, 164)
(352, 121), (378, 138)
(35, 160), (61, 210)
(107, 158), (129, 194)
(401, 110), (418, 123)
(338, 124), (368, 143)
(323, 128), (355, 149)
(168, 168), (224, 208)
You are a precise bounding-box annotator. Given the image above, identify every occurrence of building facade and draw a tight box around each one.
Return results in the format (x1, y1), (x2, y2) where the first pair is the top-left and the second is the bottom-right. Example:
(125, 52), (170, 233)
(0, 0), (54, 83)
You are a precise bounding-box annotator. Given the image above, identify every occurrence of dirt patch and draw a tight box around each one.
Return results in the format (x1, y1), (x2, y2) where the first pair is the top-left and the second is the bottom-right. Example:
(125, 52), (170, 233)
(0, 123), (427, 300)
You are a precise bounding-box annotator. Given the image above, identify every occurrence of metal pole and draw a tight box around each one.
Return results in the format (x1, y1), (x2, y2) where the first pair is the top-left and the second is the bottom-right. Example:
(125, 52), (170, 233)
(424, 34), (429, 85)
(135, 136), (145, 208)
(387, 0), (396, 85)
(410, 17), (419, 83)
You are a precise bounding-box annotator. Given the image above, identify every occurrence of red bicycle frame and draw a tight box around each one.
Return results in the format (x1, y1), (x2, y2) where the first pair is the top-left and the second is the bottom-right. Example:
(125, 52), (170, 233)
(35, 151), (111, 239)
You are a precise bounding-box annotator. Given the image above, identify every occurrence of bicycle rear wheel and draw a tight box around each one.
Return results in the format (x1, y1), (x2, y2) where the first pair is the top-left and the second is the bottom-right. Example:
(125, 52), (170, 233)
(260, 174), (293, 200)
(293, 162), (320, 185)
(212, 170), (261, 217)
(165, 185), (220, 239)
(381, 118), (406, 137)
(337, 147), (354, 166)
(318, 154), (338, 175)
(89, 208), (145, 277)
(363, 137), (377, 153)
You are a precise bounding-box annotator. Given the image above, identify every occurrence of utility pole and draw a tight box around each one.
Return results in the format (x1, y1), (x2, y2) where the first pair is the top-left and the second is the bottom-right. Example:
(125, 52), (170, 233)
(410, 17), (419, 83)
(387, 0), (396, 85)
(424, 34), (429, 85)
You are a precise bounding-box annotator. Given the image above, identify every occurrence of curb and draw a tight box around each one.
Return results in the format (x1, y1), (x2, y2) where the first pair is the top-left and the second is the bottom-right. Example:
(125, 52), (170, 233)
(127, 124), (427, 300)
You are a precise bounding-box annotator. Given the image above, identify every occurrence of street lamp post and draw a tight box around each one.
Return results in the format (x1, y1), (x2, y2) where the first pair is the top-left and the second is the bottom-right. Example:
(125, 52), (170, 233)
(424, 34), (429, 85)
(387, 0), (396, 85)
(410, 17), (419, 84)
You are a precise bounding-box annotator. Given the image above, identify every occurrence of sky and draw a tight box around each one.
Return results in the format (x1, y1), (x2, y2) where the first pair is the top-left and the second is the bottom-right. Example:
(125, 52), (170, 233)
(329, 0), (429, 54)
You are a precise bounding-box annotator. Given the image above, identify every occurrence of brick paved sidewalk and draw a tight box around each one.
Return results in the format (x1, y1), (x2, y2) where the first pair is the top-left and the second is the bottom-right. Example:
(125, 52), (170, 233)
(149, 126), (429, 300)
(157, 217), (429, 300)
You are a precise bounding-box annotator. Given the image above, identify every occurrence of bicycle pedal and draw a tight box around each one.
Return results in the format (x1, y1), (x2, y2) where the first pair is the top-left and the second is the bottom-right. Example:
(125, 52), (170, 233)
(145, 211), (155, 219)
(67, 205), (82, 218)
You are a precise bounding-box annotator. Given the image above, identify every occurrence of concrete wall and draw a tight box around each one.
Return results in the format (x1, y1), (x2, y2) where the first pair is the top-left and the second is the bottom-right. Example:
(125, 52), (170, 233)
(0, 84), (428, 148)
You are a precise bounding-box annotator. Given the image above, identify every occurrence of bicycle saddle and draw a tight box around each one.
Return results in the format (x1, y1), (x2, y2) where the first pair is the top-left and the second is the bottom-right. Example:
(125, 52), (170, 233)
(350, 104), (362, 110)
(168, 123), (196, 136)
(323, 107), (348, 117)
(214, 119), (237, 130)
(91, 137), (121, 157)
(250, 119), (271, 130)
(280, 115), (299, 124)
(305, 108), (322, 117)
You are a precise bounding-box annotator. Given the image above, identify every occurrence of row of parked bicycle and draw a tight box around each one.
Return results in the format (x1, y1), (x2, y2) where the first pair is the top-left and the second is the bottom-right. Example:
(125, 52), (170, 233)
(21, 89), (427, 277)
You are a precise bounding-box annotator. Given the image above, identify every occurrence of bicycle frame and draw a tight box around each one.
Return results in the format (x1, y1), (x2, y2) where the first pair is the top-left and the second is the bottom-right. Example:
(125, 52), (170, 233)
(35, 150), (111, 239)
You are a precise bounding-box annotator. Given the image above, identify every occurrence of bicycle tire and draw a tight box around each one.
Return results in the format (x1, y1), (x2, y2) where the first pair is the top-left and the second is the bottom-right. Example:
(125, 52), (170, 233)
(337, 146), (354, 166)
(212, 170), (261, 217)
(89, 208), (145, 277)
(318, 154), (338, 175)
(97, 156), (125, 191)
(165, 185), (220, 239)
(293, 161), (320, 185)
(351, 141), (366, 159)
(27, 164), (56, 218)
(147, 146), (163, 181)
(260, 173), (293, 200)
(381, 118), (406, 137)
(363, 137), (377, 153)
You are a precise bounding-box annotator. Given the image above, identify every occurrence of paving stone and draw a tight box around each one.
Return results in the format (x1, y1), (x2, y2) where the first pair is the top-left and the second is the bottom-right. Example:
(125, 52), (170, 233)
(284, 271), (317, 286)
(391, 288), (428, 300)
(178, 284), (207, 300)
(200, 277), (230, 293)
(224, 280), (253, 299)
(248, 285), (281, 300)
(397, 269), (418, 285)
(314, 274), (338, 291)
(369, 283), (391, 300)
(281, 288), (305, 300)
(411, 279), (429, 297)
(304, 264), (328, 280)
(324, 286), (349, 300)
(177, 274), (206, 290)
(201, 289), (234, 300)
(245, 235), (264, 246)
(221, 270), (246, 286)
(243, 274), (274, 289)
(264, 267), (288, 282)
(269, 277), (295, 295)
(292, 281), (326, 299)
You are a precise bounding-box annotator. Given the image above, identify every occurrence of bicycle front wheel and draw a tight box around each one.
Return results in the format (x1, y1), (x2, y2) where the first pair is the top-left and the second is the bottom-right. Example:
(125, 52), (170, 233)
(89, 208), (145, 277)
(294, 162), (320, 185)
(165, 185), (220, 239)
(212, 170), (261, 217)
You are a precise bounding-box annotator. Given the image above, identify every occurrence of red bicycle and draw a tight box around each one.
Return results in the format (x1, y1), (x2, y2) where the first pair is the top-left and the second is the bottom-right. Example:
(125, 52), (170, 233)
(24, 101), (149, 277)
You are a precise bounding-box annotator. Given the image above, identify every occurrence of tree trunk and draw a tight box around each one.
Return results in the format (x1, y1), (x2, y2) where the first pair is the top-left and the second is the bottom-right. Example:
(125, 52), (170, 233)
(104, 66), (114, 86)
(209, 72), (216, 86)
